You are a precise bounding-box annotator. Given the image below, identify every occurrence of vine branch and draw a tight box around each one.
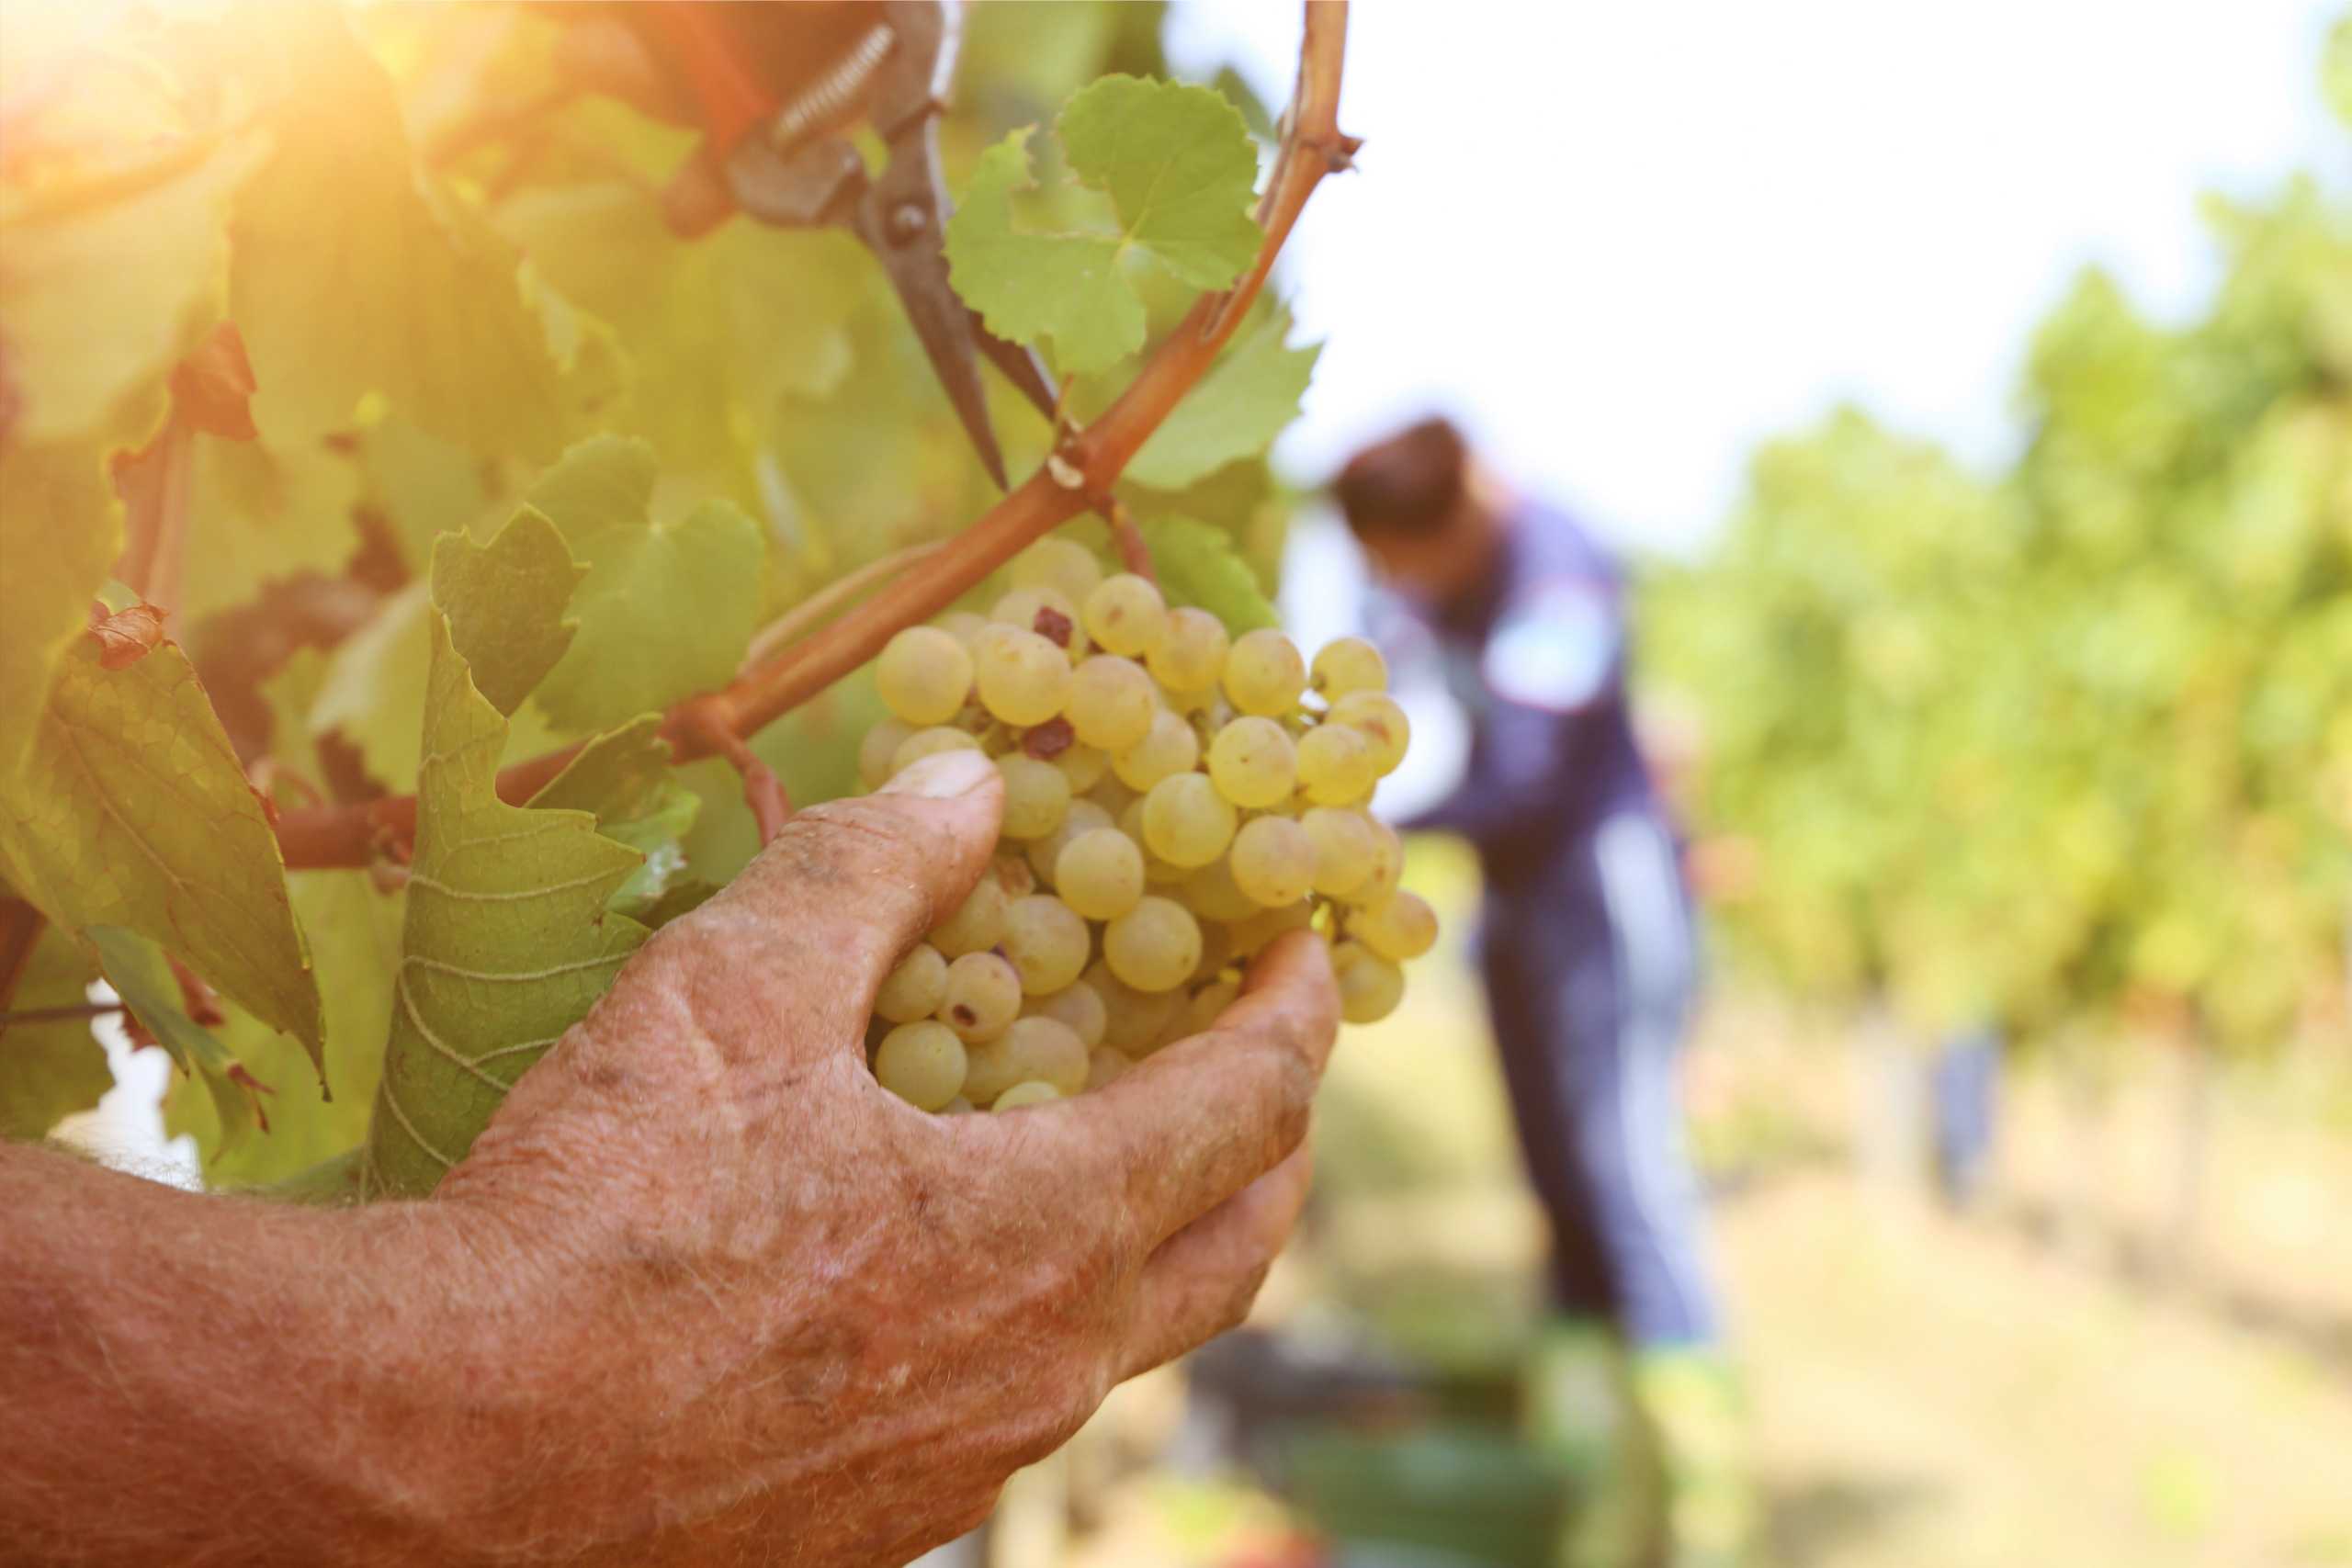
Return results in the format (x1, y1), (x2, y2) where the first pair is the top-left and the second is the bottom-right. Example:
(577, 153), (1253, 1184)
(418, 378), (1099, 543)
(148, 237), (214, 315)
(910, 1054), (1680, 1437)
(273, 1), (1351, 872)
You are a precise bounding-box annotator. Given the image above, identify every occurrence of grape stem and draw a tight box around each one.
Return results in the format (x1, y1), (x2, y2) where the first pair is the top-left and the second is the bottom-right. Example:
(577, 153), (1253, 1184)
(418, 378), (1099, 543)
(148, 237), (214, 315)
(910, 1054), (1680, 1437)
(737, 541), (943, 674)
(272, 2), (1353, 871)
(679, 694), (793, 844)
(1101, 496), (1157, 584)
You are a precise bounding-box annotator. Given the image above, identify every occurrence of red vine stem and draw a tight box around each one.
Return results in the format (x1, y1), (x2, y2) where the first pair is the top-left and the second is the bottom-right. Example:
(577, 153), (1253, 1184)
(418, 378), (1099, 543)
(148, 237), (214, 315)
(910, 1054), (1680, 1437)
(274, 2), (1351, 872)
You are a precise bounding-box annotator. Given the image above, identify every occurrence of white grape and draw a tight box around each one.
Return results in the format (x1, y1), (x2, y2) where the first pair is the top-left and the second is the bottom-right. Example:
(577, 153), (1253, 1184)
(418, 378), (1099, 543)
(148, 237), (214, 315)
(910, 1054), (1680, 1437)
(1082, 573), (1169, 659)
(876, 626), (974, 726)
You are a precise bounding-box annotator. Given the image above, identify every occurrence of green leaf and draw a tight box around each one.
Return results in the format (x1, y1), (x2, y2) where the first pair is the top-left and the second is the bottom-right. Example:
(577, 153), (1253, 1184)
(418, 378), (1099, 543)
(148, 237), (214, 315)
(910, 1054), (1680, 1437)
(361, 613), (647, 1197)
(945, 76), (1261, 376)
(310, 581), (433, 791)
(524, 437), (766, 732)
(1142, 516), (1277, 632)
(164, 870), (403, 1187)
(1057, 75), (1264, 288)
(179, 434), (368, 625)
(0, 925), (109, 1142)
(430, 510), (584, 716)
(0, 134), (265, 446)
(527, 714), (673, 821)
(85, 925), (266, 1154)
(1124, 308), (1319, 490)
(228, 2), (565, 457)
(526, 715), (698, 918)
(0, 637), (323, 1066)
(0, 442), (122, 778)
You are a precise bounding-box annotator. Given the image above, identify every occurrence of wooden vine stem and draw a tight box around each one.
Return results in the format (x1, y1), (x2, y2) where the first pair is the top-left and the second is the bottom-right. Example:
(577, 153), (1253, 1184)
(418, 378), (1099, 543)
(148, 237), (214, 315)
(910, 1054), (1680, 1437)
(274, 2), (1354, 873)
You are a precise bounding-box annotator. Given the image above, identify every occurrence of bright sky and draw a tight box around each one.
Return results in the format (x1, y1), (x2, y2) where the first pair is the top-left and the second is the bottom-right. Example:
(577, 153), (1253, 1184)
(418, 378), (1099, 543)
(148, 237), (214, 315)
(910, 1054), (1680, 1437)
(1168, 0), (2347, 558)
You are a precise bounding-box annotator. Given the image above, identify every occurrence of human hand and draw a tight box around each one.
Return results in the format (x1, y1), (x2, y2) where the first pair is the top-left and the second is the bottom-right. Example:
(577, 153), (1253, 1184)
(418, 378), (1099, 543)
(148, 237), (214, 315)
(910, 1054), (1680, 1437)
(429, 747), (1340, 1566)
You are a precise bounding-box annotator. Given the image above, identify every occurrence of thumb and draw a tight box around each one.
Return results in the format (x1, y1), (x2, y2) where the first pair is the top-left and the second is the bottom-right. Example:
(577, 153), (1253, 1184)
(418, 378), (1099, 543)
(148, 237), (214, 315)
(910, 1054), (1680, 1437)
(662, 749), (1004, 1058)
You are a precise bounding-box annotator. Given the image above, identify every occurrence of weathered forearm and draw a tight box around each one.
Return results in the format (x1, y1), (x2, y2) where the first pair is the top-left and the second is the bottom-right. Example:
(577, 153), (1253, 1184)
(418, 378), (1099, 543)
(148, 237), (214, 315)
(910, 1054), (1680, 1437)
(0, 1143), (551, 1566)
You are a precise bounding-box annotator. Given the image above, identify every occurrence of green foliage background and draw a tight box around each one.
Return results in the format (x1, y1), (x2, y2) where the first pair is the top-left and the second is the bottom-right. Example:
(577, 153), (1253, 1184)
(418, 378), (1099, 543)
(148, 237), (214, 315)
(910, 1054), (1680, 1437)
(1643, 28), (2352, 1053)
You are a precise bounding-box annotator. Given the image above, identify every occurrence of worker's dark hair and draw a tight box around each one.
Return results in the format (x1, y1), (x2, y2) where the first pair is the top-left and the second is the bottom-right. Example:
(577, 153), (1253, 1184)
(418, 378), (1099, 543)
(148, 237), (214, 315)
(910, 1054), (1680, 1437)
(1332, 417), (1470, 538)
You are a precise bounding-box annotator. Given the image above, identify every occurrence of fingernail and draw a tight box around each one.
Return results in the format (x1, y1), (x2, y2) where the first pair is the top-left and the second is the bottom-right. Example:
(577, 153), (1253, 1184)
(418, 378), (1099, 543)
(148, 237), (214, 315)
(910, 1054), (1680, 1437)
(883, 748), (996, 800)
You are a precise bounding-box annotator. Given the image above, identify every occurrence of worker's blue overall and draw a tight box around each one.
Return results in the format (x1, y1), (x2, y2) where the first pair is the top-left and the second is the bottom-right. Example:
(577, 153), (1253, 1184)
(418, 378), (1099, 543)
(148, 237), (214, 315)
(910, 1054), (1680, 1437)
(1381, 505), (1721, 1348)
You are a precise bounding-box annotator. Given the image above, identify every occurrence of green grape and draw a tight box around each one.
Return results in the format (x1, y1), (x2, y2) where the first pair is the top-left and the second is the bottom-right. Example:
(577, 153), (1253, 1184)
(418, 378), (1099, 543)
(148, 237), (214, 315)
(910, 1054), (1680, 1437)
(1182, 976), (1241, 1038)
(1141, 773), (1238, 867)
(964, 1015), (1089, 1101)
(1103, 896), (1203, 992)
(939, 951), (1023, 1043)
(1026, 798), (1114, 885)
(876, 942), (948, 1023)
(1000, 894), (1091, 995)
(1228, 898), (1314, 957)
(1332, 941), (1406, 1023)
(1182, 856), (1261, 923)
(1055, 827), (1146, 920)
(1147, 606), (1229, 693)
(995, 754), (1072, 840)
(990, 1079), (1064, 1111)
(1065, 655), (1158, 751)
(1049, 739), (1108, 793)
(933, 610), (989, 648)
(1230, 815), (1316, 908)
(1295, 722), (1376, 806)
(1301, 806), (1378, 897)
(1112, 707), (1200, 790)
(1206, 716), (1297, 808)
(1082, 573), (1169, 659)
(1010, 536), (1103, 607)
(929, 876), (1009, 957)
(858, 718), (914, 790)
(1310, 636), (1388, 700)
(1329, 691), (1410, 775)
(874, 1021), (968, 1111)
(1351, 818), (1405, 905)
(876, 626), (974, 726)
(1028, 979), (1108, 1048)
(890, 725), (982, 777)
(939, 1096), (977, 1115)
(1118, 798), (1191, 886)
(1221, 627), (1306, 716)
(1353, 890), (1440, 962)
(1085, 1045), (1133, 1090)
(990, 585), (1085, 654)
(1088, 960), (1184, 1054)
(972, 624), (1075, 726)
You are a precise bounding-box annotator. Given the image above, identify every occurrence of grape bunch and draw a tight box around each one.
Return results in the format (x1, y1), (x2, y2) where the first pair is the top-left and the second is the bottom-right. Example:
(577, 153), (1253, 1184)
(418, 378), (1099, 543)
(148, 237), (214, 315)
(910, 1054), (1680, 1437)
(857, 536), (1438, 1114)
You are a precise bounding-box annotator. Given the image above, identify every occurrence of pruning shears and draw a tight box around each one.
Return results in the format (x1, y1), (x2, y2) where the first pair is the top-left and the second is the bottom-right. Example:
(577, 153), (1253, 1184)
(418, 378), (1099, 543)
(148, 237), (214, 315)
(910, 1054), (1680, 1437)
(621, 1), (1058, 488)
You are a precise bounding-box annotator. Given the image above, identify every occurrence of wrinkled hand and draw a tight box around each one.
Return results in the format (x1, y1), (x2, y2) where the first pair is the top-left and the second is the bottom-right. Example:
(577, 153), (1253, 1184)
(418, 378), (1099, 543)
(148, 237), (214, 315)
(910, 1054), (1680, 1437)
(433, 748), (1339, 1566)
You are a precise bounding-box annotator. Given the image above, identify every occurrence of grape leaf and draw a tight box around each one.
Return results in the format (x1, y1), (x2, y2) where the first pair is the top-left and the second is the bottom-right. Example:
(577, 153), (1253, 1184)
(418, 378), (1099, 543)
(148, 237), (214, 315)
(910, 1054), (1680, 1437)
(0, 442), (122, 778)
(526, 715), (696, 919)
(430, 510), (583, 717)
(524, 437), (766, 733)
(178, 434), (368, 625)
(85, 925), (267, 1155)
(0, 637), (323, 1066)
(1123, 308), (1320, 490)
(227, 2), (565, 458)
(527, 714), (673, 821)
(361, 612), (647, 1198)
(310, 581), (433, 791)
(0, 924), (109, 1142)
(945, 76), (1262, 376)
(0, 134), (265, 446)
(163, 870), (403, 1187)
(1142, 516), (1278, 632)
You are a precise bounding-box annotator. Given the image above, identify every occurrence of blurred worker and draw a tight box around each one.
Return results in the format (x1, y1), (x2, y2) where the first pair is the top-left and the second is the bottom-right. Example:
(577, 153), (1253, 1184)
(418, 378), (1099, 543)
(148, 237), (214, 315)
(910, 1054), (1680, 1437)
(1333, 417), (1748, 1568)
